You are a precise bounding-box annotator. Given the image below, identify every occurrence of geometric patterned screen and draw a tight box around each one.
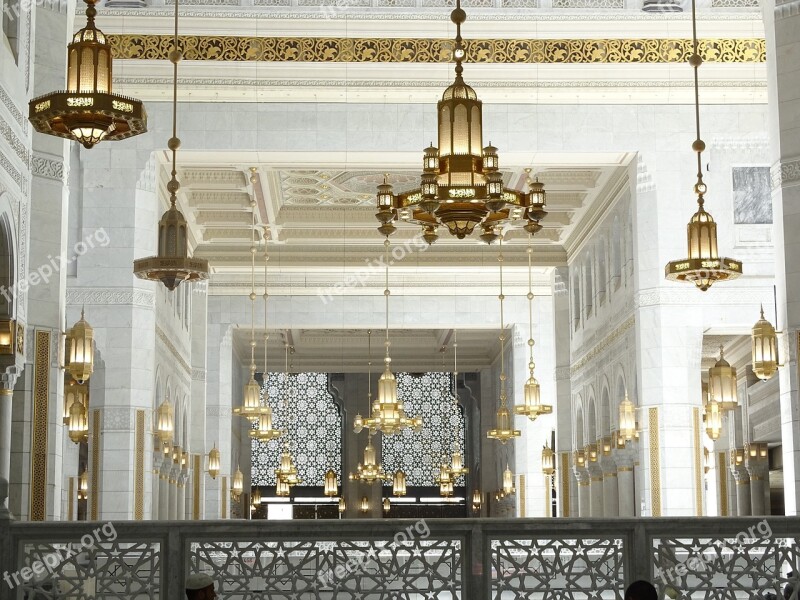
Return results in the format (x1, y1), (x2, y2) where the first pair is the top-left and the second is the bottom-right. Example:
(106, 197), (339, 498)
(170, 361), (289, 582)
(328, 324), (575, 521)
(381, 372), (466, 487)
(251, 372), (342, 487)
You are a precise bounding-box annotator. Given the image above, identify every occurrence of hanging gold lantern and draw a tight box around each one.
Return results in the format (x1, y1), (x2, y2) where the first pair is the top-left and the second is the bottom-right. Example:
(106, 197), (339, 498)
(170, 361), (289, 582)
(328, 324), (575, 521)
(64, 380), (88, 425)
(542, 444), (555, 476)
(573, 449), (586, 469)
(601, 437), (612, 456)
(324, 469), (338, 497)
(275, 444), (302, 487)
(28, 0), (147, 148)
(472, 489), (482, 512)
(276, 477), (290, 497)
(232, 465), (244, 499)
(393, 470), (407, 497)
(68, 400), (88, 444)
(708, 346), (738, 411)
(619, 395), (636, 441)
(449, 452), (468, 478)
(436, 464), (454, 498)
(383, 497), (391, 514)
(66, 309), (94, 384)
(360, 496), (370, 513)
(250, 406), (285, 442)
(234, 365), (267, 421)
(349, 435), (386, 485)
(585, 443), (598, 463)
(752, 306), (779, 381)
(338, 497), (346, 514)
(155, 398), (174, 444)
(207, 444), (220, 479)
(704, 398), (721, 441)
(78, 469), (89, 500)
(502, 465), (515, 495)
(487, 405), (521, 444)
(251, 487), (261, 507)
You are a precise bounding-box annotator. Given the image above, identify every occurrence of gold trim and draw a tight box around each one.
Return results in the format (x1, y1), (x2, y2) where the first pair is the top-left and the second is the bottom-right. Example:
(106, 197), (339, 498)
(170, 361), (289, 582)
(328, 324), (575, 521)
(750, 475), (764, 481)
(693, 407), (703, 517)
(604, 472), (618, 478)
(736, 478), (751, 485)
(193, 454), (201, 520)
(519, 473), (526, 517)
(718, 451), (728, 516)
(108, 35), (766, 64)
(544, 475), (551, 517)
(578, 481), (591, 487)
(91, 409), (100, 520)
(649, 407), (661, 517)
(590, 476), (603, 482)
(29, 330), (50, 521)
(67, 477), (74, 521)
(617, 466), (633, 472)
(134, 410), (145, 520)
(221, 476), (227, 518)
(560, 452), (570, 517)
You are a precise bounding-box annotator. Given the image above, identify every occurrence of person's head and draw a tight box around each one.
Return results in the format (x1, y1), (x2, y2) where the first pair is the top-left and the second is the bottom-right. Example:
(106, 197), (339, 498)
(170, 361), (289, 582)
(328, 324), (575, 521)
(185, 573), (216, 600)
(625, 580), (659, 600)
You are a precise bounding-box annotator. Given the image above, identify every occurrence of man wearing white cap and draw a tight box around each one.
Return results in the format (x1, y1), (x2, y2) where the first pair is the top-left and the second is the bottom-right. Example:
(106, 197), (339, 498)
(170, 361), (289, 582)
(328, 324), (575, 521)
(185, 573), (217, 599)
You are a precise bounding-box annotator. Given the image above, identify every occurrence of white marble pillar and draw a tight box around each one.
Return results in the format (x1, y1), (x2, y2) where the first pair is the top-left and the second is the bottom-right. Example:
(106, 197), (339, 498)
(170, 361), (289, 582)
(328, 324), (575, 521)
(169, 466), (179, 520)
(587, 463), (604, 517)
(615, 449), (636, 517)
(747, 462), (768, 516)
(574, 468), (590, 517)
(732, 466), (751, 516)
(177, 474), (187, 520)
(158, 460), (170, 520)
(600, 457), (619, 517)
(0, 388), (13, 516)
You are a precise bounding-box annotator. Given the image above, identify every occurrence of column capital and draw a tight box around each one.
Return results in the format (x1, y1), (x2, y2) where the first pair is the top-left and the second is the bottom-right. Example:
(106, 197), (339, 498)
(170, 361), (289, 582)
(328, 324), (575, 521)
(731, 465), (750, 485)
(573, 467), (590, 486)
(599, 456), (617, 475)
(745, 461), (768, 481)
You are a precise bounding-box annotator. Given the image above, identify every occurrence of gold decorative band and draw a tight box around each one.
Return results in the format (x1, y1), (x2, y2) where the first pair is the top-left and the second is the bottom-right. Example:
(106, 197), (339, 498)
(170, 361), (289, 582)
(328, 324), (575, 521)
(30, 330), (50, 521)
(750, 475), (764, 481)
(222, 476), (228, 518)
(108, 35), (766, 64)
(91, 409), (100, 520)
(560, 452), (570, 517)
(591, 476), (603, 482)
(134, 410), (145, 520)
(736, 479), (751, 485)
(67, 477), (74, 521)
(193, 454), (201, 520)
(719, 451), (728, 516)
(519, 473), (526, 518)
(604, 472), (618, 478)
(649, 407), (662, 517)
(578, 481), (590, 487)
(617, 466), (633, 472)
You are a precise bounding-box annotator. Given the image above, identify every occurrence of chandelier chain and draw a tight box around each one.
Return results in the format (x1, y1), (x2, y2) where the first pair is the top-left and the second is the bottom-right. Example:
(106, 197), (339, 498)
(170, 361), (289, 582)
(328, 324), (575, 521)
(498, 237), (507, 408)
(527, 234), (535, 374)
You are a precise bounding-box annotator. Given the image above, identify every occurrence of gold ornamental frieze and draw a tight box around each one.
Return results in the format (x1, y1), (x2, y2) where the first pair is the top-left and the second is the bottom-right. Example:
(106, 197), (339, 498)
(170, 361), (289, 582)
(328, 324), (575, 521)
(108, 35), (765, 63)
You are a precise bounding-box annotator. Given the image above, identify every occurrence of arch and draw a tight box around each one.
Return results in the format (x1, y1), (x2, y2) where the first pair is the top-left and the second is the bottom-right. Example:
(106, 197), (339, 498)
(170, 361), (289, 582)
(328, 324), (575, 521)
(615, 369), (628, 430)
(586, 392), (597, 443)
(0, 194), (17, 318)
(574, 395), (584, 449)
(600, 378), (612, 437)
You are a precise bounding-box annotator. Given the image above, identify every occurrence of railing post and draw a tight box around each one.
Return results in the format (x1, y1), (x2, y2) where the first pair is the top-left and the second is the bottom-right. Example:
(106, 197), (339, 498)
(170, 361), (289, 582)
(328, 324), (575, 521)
(631, 520), (650, 585)
(467, 522), (486, 600)
(166, 524), (184, 598)
(0, 505), (11, 600)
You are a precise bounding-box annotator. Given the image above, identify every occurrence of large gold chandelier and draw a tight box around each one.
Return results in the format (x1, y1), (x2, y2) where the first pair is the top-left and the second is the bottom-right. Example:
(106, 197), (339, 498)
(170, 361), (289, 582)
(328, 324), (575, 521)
(133, 0), (208, 290)
(664, 0), (741, 290)
(487, 239), (521, 444)
(29, 0), (146, 148)
(514, 236), (552, 421)
(359, 240), (422, 435)
(348, 434), (387, 485)
(374, 0), (546, 242)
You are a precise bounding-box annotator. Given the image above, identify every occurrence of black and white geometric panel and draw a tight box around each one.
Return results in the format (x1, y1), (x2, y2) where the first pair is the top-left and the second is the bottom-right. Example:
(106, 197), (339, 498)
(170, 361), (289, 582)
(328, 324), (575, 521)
(251, 372), (342, 487)
(381, 372), (466, 487)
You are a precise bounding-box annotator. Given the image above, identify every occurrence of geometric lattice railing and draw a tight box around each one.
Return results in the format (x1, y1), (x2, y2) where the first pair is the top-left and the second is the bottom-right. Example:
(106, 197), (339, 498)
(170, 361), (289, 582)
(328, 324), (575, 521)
(490, 536), (625, 599)
(651, 525), (798, 600)
(4, 518), (800, 600)
(189, 537), (462, 598)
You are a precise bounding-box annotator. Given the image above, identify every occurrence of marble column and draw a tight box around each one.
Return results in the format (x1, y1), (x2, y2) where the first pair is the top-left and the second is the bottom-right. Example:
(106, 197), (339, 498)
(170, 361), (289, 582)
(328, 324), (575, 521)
(600, 457), (619, 517)
(177, 473), (187, 520)
(763, 0), (800, 515)
(732, 466), (751, 516)
(158, 460), (170, 520)
(615, 449), (636, 517)
(553, 268), (573, 518)
(169, 465), (179, 520)
(574, 468), (590, 517)
(0, 388), (14, 516)
(151, 452), (161, 521)
(746, 461), (768, 516)
(587, 462), (604, 517)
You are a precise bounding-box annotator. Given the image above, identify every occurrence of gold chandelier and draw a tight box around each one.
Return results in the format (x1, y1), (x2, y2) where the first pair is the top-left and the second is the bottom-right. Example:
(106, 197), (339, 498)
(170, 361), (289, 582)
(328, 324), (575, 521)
(360, 241), (422, 435)
(155, 395), (174, 443)
(487, 239), (520, 444)
(275, 443), (302, 488)
(664, 0), (741, 290)
(68, 398), (88, 444)
(28, 0), (146, 148)
(66, 309), (94, 384)
(250, 246), (284, 442)
(374, 0), (546, 242)
(708, 346), (737, 411)
(207, 444), (220, 479)
(393, 470), (407, 497)
(348, 434), (387, 484)
(618, 394), (637, 441)
(542, 443), (555, 476)
(324, 469), (338, 497)
(515, 237), (552, 421)
(232, 465), (244, 500)
(436, 464), (454, 498)
(78, 469), (89, 501)
(502, 465), (516, 496)
(704, 398), (721, 441)
(752, 305), (779, 381)
(133, 0), (208, 290)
